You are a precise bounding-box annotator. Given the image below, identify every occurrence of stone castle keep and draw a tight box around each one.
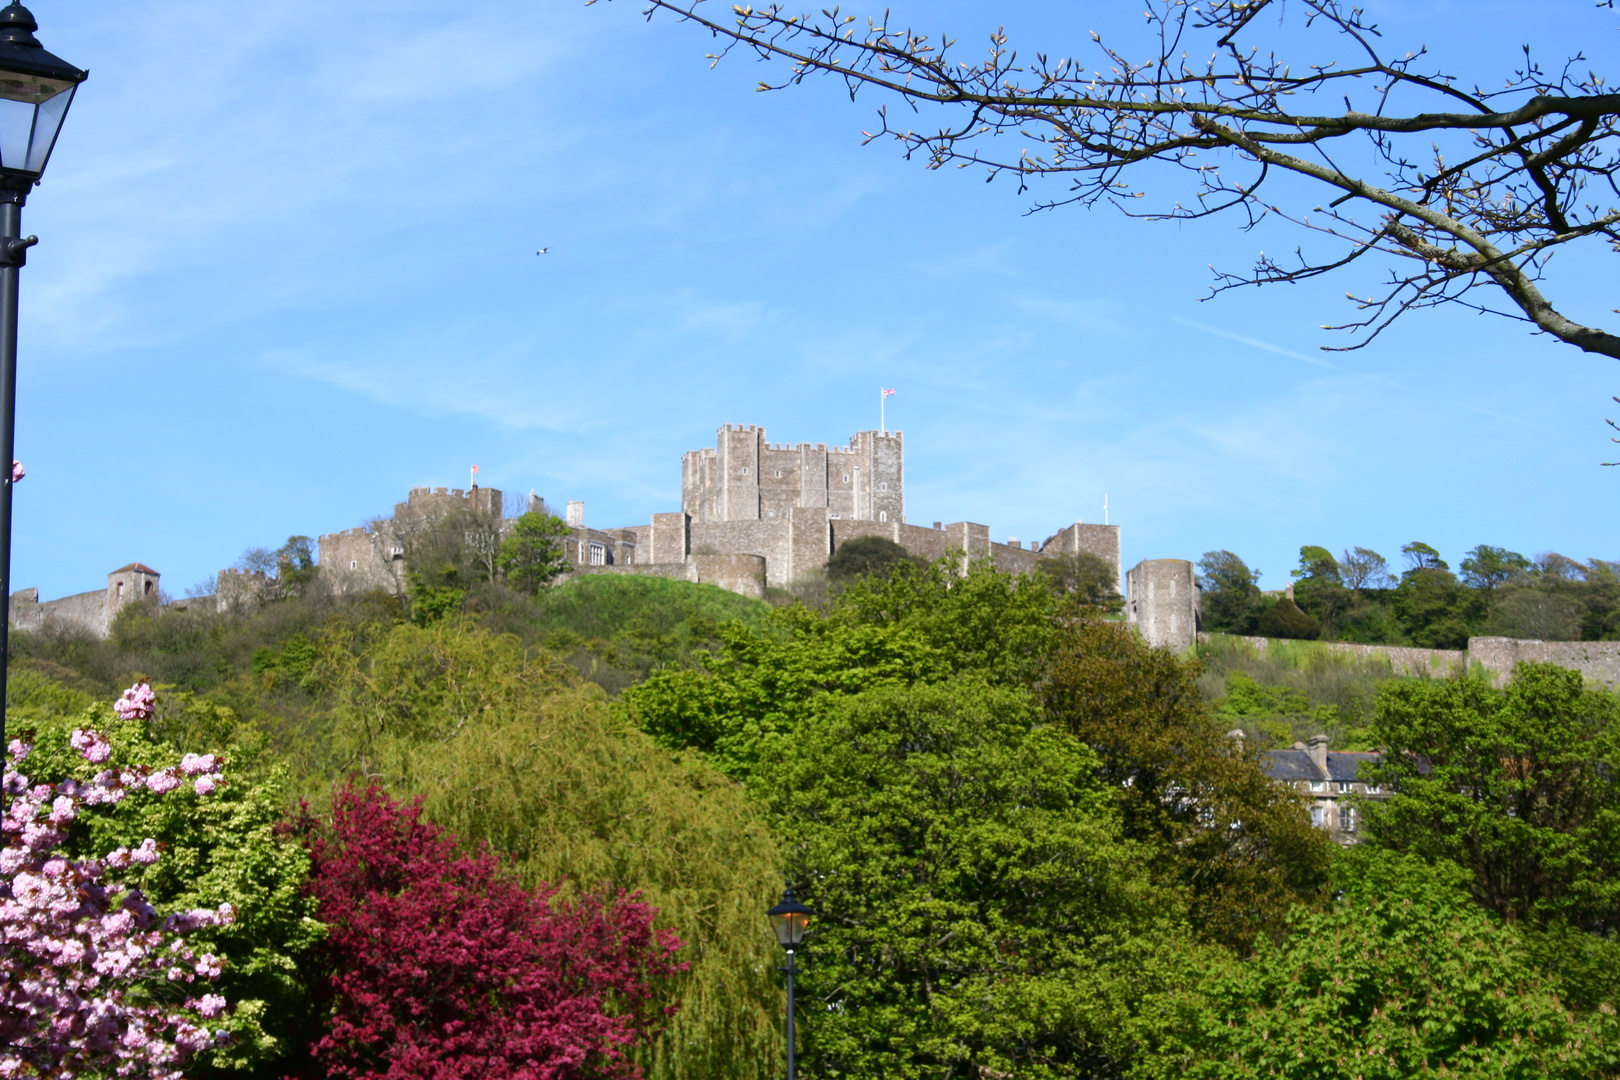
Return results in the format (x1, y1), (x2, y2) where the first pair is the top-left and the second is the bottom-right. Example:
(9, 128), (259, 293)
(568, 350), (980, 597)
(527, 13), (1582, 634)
(549, 424), (1121, 596)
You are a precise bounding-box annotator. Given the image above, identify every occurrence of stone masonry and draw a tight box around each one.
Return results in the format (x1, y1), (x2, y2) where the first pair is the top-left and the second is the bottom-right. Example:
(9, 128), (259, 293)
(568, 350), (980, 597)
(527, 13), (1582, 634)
(572, 424), (1123, 596)
(9, 563), (162, 638)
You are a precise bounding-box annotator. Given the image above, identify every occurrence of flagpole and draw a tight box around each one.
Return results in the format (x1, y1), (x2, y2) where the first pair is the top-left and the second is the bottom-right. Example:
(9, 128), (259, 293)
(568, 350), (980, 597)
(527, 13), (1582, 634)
(880, 386), (885, 435)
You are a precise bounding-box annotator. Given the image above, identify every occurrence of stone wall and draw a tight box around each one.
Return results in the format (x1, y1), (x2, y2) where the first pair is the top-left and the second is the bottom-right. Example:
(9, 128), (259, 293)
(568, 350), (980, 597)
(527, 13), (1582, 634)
(10, 563), (162, 638)
(1468, 636), (1620, 688)
(1203, 634), (1469, 679)
(1194, 632), (1620, 689)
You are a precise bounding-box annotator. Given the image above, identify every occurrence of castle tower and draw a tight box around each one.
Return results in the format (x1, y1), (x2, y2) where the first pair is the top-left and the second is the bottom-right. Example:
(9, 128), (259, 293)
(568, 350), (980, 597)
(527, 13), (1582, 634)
(106, 563), (160, 614)
(681, 424), (904, 524)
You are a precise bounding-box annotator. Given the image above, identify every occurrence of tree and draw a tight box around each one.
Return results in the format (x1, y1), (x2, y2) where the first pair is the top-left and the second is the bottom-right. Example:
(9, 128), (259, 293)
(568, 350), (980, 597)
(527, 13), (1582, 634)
(755, 677), (1212, 1080)
(291, 783), (684, 1080)
(497, 510), (572, 594)
(1162, 849), (1611, 1080)
(1401, 540), (1449, 572)
(306, 618), (788, 1080)
(621, 0), (1620, 361)
(1044, 617), (1331, 950)
(1, 688), (238, 1080)
(620, 558), (1061, 778)
(1256, 596), (1320, 640)
(822, 535), (920, 583)
(1489, 587), (1586, 641)
(1337, 546), (1394, 591)
(1364, 663), (1620, 935)
(275, 537), (318, 594)
(1034, 549), (1124, 611)
(1290, 545), (1341, 583)
(1196, 550), (1263, 634)
(1392, 563), (1472, 648)
(13, 684), (325, 1080)
(1461, 544), (1534, 591)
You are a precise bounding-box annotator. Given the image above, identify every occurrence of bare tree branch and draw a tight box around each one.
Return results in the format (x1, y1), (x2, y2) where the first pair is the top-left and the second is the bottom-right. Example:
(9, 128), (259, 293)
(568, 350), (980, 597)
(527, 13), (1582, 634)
(603, 0), (1620, 367)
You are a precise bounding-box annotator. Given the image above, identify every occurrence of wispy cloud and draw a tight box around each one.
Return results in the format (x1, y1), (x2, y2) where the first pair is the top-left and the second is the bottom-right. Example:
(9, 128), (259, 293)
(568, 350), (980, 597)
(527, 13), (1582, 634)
(1170, 315), (1337, 368)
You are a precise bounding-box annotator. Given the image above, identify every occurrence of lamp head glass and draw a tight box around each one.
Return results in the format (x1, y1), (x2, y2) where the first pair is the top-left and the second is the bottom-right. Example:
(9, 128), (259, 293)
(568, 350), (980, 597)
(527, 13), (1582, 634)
(766, 886), (812, 949)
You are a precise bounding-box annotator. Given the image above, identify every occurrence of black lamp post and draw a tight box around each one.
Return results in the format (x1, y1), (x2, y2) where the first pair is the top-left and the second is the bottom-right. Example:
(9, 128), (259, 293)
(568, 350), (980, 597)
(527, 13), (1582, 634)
(0, 4), (84, 755)
(766, 885), (812, 1080)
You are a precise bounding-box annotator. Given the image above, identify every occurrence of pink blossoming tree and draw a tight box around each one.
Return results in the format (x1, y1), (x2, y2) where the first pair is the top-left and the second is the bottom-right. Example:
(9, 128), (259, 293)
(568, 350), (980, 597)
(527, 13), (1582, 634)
(1, 683), (234, 1080)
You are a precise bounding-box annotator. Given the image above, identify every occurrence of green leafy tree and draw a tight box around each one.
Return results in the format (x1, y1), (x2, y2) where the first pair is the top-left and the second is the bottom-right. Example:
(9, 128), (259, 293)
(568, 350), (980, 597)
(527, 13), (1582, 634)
(1197, 551), (1263, 635)
(1162, 849), (1613, 1080)
(496, 511), (571, 594)
(1034, 550), (1123, 611)
(1489, 587), (1587, 641)
(756, 678), (1211, 1080)
(1364, 663), (1620, 936)
(306, 619), (786, 1080)
(404, 571), (466, 627)
(276, 536), (319, 594)
(1460, 544), (1533, 591)
(1392, 564), (1472, 648)
(1336, 546), (1394, 591)
(823, 535), (921, 583)
(1044, 618), (1331, 951)
(1400, 540), (1448, 572)
(1290, 545), (1340, 583)
(620, 559), (1061, 778)
(1256, 596), (1321, 640)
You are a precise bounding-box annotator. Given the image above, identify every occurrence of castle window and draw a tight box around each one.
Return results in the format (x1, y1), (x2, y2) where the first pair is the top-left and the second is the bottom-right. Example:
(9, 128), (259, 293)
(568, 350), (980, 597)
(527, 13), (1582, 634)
(116, 582), (124, 599)
(741, 467), (749, 475)
(880, 482), (888, 491)
(589, 543), (606, 566)
(842, 474), (849, 483)
(350, 560), (358, 570)
(774, 470), (782, 478)
(145, 581), (153, 595)
(1339, 806), (1357, 831)
(879, 512), (887, 522)
(830, 513), (841, 519)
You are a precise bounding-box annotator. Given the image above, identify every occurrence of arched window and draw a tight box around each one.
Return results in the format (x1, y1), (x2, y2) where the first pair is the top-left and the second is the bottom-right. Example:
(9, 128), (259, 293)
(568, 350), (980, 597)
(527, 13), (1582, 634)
(879, 511), (887, 522)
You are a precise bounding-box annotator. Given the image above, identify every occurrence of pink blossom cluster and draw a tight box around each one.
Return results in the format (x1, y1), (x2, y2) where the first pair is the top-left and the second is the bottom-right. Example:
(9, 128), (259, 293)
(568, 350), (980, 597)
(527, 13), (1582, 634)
(112, 683), (156, 722)
(1, 711), (234, 1080)
(10, 460), (21, 483)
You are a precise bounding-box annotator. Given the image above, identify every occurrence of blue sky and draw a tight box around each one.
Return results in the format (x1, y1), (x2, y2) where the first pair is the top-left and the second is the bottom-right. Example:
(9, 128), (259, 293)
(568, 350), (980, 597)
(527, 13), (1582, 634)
(10, 0), (1617, 601)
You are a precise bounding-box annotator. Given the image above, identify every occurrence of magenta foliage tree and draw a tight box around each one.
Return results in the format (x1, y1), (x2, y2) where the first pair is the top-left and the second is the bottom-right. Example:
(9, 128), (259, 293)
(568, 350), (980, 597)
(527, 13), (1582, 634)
(296, 783), (685, 1080)
(1, 684), (234, 1080)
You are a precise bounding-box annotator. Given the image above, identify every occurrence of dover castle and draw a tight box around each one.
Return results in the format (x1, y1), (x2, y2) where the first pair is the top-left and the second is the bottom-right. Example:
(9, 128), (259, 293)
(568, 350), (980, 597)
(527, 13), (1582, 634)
(9, 423), (1126, 635)
(11, 421), (1620, 690)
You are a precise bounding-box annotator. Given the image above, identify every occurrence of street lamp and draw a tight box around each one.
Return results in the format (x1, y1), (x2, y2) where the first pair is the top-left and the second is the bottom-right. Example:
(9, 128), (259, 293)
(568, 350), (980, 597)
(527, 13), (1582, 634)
(766, 886), (812, 1080)
(0, 4), (85, 756)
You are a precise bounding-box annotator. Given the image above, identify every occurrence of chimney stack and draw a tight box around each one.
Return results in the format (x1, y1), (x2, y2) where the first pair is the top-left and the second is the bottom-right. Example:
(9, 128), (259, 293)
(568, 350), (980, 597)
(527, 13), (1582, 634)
(1307, 734), (1330, 777)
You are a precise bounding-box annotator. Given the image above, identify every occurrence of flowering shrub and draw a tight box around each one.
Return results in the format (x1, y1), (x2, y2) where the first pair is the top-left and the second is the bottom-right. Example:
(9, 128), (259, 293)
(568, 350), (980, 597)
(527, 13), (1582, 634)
(1, 685), (234, 1080)
(294, 783), (686, 1080)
